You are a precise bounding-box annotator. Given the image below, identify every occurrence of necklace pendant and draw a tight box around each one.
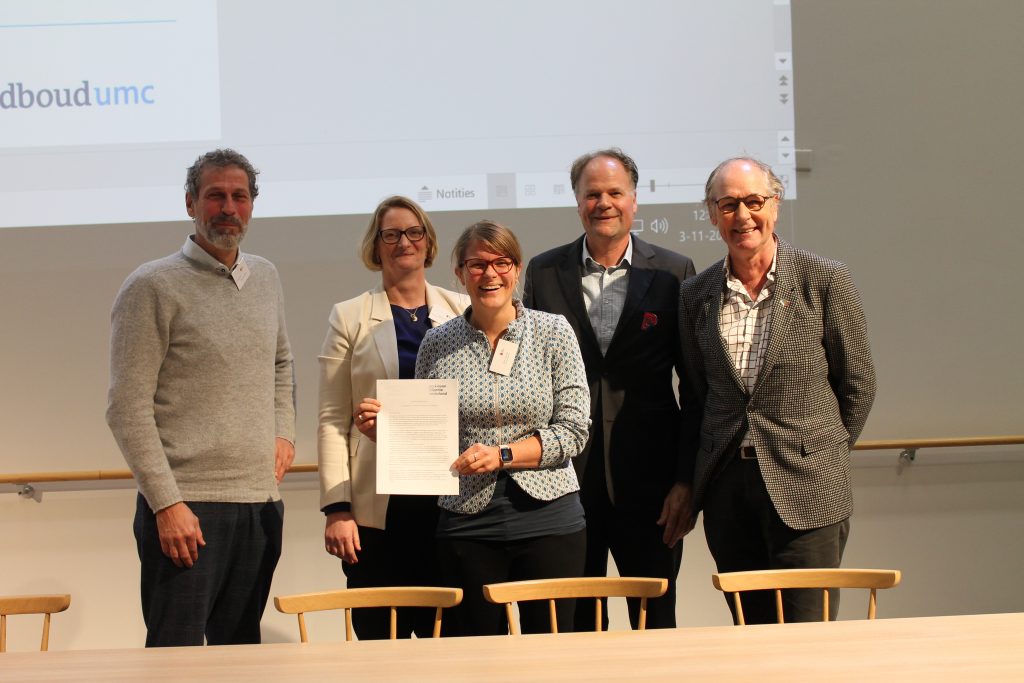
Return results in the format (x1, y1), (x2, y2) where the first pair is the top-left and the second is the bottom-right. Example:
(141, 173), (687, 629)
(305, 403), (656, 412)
(409, 311), (418, 322)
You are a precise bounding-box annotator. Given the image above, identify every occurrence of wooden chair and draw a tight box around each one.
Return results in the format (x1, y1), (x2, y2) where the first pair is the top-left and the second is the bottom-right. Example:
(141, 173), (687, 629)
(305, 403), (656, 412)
(0, 594), (71, 652)
(273, 587), (462, 642)
(711, 568), (901, 624)
(482, 577), (668, 634)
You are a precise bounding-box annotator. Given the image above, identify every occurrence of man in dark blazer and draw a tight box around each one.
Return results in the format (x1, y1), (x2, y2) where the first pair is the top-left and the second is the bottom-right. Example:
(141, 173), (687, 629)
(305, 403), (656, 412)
(677, 157), (876, 624)
(523, 148), (695, 629)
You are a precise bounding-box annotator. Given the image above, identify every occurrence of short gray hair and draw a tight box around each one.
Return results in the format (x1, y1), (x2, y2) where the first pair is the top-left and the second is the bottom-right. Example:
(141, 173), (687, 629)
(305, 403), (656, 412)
(704, 157), (784, 209)
(185, 148), (259, 199)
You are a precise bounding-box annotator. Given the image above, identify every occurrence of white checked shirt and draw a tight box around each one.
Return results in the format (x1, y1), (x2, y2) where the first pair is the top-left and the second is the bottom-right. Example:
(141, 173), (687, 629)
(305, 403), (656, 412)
(720, 246), (778, 447)
(581, 237), (633, 355)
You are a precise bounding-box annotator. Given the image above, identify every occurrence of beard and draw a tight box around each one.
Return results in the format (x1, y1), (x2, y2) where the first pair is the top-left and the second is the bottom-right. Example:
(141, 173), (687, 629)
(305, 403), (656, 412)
(196, 214), (248, 250)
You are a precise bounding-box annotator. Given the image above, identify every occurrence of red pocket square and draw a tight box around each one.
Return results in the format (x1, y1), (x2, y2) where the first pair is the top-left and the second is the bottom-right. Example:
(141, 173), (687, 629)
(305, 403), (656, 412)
(641, 312), (658, 331)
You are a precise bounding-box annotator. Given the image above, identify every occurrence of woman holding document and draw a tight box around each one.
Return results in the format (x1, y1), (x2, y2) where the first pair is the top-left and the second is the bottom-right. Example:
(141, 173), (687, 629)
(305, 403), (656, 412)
(413, 219), (591, 635)
(317, 195), (467, 640)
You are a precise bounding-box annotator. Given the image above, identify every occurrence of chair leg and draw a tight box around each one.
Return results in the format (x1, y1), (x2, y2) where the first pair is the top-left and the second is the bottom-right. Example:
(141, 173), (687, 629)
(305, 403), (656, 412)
(868, 589), (877, 620)
(505, 603), (519, 635)
(344, 609), (354, 642)
(595, 598), (603, 633)
(774, 590), (785, 624)
(1, 614), (7, 653)
(822, 589), (830, 622)
(549, 600), (558, 634)
(432, 608), (443, 638)
(298, 613), (309, 644)
(389, 607), (397, 639)
(732, 594), (746, 626)
(638, 598), (648, 631)
(41, 613), (52, 651)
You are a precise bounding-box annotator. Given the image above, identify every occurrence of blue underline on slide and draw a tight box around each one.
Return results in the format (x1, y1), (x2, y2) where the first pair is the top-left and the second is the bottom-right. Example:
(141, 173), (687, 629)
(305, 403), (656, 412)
(0, 19), (176, 29)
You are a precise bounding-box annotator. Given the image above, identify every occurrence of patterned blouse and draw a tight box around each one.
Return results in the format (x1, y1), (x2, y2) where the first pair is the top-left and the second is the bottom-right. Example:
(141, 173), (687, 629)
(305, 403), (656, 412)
(415, 301), (591, 515)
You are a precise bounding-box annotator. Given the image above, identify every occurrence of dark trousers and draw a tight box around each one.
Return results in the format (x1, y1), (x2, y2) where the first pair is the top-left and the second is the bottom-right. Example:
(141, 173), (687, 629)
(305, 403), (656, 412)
(702, 454), (850, 625)
(437, 529), (586, 636)
(341, 494), (441, 639)
(134, 494), (283, 647)
(577, 428), (682, 630)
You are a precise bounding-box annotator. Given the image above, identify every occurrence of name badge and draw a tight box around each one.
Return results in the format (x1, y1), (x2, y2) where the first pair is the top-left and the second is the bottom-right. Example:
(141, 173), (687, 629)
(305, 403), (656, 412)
(489, 339), (518, 376)
(231, 259), (250, 290)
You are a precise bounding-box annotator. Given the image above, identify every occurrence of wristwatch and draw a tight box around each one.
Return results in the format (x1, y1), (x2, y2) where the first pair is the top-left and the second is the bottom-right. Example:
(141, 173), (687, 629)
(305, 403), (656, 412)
(499, 445), (514, 468)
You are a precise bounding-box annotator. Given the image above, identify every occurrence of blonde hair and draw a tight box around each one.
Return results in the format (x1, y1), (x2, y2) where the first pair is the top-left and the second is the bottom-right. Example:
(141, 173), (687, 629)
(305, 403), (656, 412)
(359, 196), (439, 271)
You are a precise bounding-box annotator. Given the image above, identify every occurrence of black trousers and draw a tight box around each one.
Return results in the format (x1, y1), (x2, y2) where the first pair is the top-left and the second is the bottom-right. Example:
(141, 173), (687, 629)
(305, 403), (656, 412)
(341, 494), (441, 639)
(577, 426), (682, 630)
(702, 454), (850, 625)
(437, 529), (586, 636)
(134, 495), (283, 647)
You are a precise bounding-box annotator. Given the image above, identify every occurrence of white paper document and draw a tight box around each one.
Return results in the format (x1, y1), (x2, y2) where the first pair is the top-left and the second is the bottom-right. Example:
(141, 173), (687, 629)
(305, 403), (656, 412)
(376, 379), (460, 495)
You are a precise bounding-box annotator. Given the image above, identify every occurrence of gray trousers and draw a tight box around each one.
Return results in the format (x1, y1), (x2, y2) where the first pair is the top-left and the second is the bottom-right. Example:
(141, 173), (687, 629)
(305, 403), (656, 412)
(134, 494), (283, 647)
(702, 456), (849, 625)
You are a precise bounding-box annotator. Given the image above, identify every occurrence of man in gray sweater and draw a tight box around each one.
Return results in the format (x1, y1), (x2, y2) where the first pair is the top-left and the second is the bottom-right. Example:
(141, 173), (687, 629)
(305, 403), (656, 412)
(107, 149), (296, 647)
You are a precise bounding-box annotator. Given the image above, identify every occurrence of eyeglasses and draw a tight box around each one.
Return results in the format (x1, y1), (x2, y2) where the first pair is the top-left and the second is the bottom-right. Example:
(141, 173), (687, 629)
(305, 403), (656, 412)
(713, 194), (775, 214)
(378, 226), (427, 244)
(461, 257), (516, 275)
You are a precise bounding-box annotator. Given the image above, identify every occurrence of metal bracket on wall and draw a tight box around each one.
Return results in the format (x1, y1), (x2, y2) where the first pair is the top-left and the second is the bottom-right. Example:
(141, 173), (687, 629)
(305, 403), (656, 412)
(17, 483), (43, 502)
(897, 448), (917, 475)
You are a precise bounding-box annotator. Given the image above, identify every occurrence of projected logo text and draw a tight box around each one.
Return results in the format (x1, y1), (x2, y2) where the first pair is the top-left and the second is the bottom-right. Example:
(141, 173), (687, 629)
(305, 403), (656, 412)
(0, 81), (156, 109)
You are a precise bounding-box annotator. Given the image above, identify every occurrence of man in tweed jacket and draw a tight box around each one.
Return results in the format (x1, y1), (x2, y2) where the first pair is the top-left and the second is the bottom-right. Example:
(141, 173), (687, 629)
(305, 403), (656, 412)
(676, 157), (875, 624)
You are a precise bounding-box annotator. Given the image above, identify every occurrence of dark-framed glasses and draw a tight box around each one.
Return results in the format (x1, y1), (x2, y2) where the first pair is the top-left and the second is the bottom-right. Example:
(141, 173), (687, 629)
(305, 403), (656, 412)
(461, 257), (516, 275)
(714, 194), (775, 214)
(378, 226), (427, 244)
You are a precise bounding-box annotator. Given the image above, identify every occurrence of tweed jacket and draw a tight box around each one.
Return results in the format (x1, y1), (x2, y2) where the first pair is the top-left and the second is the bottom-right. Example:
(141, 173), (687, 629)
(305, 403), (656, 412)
(523, 235), (696, 513)
(678, 238), (876, 530)
(317, 283), (468, 529)
(415, 303), (591, 515)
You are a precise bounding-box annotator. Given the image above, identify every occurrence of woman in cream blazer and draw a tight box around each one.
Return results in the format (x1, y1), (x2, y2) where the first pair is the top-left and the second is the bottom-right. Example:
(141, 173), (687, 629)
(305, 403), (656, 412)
(318, 196), (467, 639)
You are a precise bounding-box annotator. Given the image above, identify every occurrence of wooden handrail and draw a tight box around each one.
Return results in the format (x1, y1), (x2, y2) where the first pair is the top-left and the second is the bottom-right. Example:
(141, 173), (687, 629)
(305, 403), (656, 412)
(0, 463), (318, 485)
(1, 439), (1021, 486)
(854, 435), (1024, 450)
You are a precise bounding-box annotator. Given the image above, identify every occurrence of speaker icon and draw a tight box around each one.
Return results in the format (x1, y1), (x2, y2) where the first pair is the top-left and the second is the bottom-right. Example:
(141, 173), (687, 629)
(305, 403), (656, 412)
(650, 217), (670, 234)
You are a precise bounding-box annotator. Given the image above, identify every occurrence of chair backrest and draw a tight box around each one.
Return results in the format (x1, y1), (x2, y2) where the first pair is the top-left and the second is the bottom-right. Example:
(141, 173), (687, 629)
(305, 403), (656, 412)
(482, 577), (668, 634)
(711, 568), (901, 625)
(0, 594), (71, 652)
(273, 587), (462, 642)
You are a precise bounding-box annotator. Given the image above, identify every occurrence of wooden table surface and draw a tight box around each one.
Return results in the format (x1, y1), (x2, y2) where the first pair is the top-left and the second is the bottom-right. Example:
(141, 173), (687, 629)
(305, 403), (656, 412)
(1, 612), (1021, 682)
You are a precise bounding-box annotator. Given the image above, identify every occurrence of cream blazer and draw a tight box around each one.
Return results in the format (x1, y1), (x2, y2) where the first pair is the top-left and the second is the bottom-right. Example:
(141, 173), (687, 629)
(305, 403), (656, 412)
(317, 283), (468, 529)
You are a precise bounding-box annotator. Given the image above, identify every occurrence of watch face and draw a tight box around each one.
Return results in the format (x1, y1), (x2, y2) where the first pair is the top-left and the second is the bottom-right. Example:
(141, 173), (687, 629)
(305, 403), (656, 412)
(500, 447), (513, 464)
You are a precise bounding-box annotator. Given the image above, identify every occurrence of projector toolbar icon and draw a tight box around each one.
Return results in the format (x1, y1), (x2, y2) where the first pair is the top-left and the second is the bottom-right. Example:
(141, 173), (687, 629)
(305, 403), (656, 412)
(649, 217), (669, 234)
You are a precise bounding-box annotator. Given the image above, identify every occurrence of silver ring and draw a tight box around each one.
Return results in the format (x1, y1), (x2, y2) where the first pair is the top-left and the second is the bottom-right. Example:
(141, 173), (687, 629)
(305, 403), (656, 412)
(359, 414), (365, 422)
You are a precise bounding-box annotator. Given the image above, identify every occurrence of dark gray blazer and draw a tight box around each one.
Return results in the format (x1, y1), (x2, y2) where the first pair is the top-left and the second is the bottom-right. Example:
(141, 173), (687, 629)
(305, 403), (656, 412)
(524, 235), (696, 514)
(678, 238), (876, 530)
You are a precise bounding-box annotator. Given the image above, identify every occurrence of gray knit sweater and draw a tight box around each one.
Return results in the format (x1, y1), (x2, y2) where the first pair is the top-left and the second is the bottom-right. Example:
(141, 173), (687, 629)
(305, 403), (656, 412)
(106, 237), (296, 512)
